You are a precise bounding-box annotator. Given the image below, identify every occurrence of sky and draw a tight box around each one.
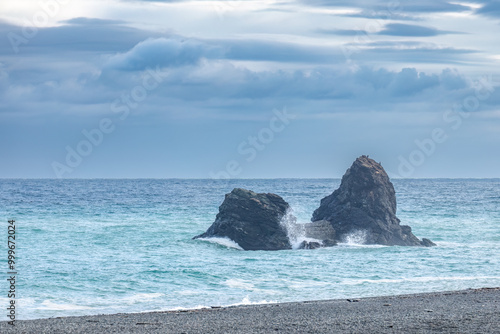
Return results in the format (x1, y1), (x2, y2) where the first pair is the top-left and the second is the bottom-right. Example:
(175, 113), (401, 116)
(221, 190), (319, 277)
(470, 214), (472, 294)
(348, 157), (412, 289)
(0, 0), (499, 179)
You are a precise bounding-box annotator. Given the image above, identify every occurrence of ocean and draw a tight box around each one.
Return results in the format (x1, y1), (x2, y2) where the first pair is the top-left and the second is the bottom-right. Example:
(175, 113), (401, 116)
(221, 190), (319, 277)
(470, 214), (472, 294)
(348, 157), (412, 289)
(1, 179), (499, 320)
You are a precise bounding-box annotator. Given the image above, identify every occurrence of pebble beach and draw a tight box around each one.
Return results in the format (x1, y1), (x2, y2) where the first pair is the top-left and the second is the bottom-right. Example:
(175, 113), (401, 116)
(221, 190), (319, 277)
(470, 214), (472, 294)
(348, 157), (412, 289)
(2, 287), (498, 333)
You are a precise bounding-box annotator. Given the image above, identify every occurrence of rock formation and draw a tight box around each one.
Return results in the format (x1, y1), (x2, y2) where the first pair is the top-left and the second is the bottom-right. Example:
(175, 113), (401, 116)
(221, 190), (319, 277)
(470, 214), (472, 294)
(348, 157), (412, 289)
(193, 188), (292, 250)
(312, 155), (435, 246)
(194, 155), (435, 250)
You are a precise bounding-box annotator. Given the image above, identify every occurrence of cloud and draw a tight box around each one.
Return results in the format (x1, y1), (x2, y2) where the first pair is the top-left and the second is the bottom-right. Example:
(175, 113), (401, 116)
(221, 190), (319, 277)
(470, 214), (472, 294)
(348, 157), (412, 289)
(396, 2), (471, 13)
(1, 47), (474, 119)
(299, 0), (471, 13)
(103, 34), (474, 74)
(221, 39), (344, 64)
(104, 37), (225, 71)
(476, 1), (500, 18)
(320, 24), (458, 37)
(0, 19), (161, 56)
(341, 40), (476, 65)
(339, 10), (419, 21)
(378, 23), (456, 37)
(62, 17), (127, 25)
(97, 63), (472, 104)
(319, 29), (366, 36)
(440, 68), (469, 90)
(387, 68), (440, 95)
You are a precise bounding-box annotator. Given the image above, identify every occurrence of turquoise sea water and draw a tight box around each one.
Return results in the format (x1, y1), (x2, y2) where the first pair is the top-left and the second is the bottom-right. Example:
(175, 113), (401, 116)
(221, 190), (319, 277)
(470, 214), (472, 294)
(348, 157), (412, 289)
(1, 179), (499, 320)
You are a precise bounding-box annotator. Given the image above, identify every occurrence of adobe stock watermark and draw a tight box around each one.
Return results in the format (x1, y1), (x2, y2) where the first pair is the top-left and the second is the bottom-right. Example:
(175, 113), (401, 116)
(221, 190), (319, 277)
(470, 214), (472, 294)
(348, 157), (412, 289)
(397, 74), (498, 177)
(210, 107), (295, 180)
(51, 67), (165, 178)
(7, 0), (72, 54)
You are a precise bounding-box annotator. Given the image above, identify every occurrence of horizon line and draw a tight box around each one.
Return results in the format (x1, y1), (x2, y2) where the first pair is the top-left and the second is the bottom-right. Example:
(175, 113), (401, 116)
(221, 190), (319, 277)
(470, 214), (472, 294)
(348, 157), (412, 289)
(1, 177), (499, 180)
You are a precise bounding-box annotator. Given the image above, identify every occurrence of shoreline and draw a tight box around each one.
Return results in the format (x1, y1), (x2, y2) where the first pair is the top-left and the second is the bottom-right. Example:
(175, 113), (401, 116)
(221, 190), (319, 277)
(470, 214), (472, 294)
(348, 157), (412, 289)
(1, 287), (499, 333)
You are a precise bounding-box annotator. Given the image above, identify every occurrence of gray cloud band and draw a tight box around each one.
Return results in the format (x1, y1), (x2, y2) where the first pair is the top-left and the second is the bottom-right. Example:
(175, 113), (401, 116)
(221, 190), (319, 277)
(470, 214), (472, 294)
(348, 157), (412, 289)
(7, 0), (72, 54)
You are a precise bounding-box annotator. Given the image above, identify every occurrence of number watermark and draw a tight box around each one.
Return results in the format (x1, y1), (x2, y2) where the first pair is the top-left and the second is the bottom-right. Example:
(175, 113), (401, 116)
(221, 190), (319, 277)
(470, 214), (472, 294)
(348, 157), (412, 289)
(6, 220), (16, 326)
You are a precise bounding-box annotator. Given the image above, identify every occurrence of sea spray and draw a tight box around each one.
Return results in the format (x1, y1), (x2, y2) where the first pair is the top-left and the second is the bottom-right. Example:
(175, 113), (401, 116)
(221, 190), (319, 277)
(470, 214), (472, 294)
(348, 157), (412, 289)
(279, 210), (324, 249)
(341, 230), (368, 245)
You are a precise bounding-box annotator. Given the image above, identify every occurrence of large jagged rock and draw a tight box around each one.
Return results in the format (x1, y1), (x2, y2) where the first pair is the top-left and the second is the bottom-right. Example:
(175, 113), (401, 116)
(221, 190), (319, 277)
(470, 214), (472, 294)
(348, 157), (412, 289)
(312, 155), (435, 247)
(193, 188), (292, 250)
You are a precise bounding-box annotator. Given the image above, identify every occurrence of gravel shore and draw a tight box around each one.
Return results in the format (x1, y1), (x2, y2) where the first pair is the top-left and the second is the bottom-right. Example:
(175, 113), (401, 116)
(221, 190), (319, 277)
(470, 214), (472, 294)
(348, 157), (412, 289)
(2, 287), (499, 333)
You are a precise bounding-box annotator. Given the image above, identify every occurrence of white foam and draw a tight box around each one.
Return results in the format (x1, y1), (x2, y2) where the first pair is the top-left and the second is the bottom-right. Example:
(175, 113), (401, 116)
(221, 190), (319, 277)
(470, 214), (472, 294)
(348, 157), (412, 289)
(438, 241), (500, 249)
(280, 209), (322, 249)
(228, 296), (277, 307)
(291, 237), (324, 250)
(177, 290), (200, 295)
(120, 293), (164, 304)
(38, 300), (92, 311)
(336, 243), (387, 248)
(288, 280), (332, 289)
(155, 298), (277, 313)
(341, 230), (368, 245)
(342, 276), (500, 285)
(198, 237), (243, 250)
(279, 210), (305, 244)
(225, 279), (256, 290)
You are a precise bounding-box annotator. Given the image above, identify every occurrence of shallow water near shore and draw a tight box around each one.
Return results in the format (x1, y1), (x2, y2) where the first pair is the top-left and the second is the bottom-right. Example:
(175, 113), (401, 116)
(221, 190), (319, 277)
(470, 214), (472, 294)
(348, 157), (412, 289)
(1, 178), (499, 320)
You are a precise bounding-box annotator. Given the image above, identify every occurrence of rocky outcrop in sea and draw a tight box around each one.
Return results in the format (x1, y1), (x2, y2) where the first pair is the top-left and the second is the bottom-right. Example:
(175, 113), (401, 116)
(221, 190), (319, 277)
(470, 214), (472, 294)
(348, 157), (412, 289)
(194, 155), (435, 250)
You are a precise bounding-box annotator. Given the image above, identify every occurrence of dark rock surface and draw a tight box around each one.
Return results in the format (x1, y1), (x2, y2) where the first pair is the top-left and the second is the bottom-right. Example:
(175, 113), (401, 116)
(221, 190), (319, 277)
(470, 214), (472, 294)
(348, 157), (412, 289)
(312, 155), (434, 246)
(421, 238), (437, 247)
(193, 188), (292, 250)
(297, 240), (322, 249)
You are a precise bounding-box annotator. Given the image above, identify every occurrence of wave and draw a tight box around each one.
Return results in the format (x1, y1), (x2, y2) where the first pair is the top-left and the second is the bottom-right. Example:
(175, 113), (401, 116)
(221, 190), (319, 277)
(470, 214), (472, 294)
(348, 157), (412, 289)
(177, 290), (201, 296)
(288, 280), (332, 289)
(197, 237), (243, 250)
(225, 278), (256, 290)
(336, 243), (387, 248)
(119, 293), (164, 304)
(342, 276), (500, 285)
(279, 210), (305, 247)
(291, 237), (324, 250)
(279, 210), (328, 249)
(437, 241), (500, 248)
(37, 300), (93, 311)
(154, 297), (277, 313)
(341, 230), (368, 245)
(227, 296), (277, 307)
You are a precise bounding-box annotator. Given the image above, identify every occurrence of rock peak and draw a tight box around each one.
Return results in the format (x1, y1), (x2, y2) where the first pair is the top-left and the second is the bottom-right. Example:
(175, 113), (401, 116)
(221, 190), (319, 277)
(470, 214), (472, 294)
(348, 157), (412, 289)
(339, 155), (396, 215)
(312, 155), (435, 246)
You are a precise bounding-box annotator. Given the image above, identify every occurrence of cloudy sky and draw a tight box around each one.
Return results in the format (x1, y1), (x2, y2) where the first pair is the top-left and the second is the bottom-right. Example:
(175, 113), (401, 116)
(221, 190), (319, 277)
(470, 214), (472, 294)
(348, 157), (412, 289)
(1, 0), (499, 178)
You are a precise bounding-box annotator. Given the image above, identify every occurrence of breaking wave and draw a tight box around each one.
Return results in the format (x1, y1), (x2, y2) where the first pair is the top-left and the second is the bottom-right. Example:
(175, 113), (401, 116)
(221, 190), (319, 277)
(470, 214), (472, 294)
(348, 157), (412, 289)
(279, 210), (324, 249)
(340, 230), (368, 245)
(197, 237), (243, 250)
